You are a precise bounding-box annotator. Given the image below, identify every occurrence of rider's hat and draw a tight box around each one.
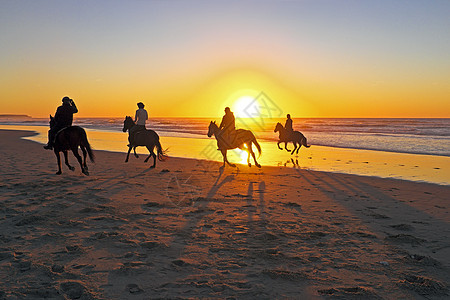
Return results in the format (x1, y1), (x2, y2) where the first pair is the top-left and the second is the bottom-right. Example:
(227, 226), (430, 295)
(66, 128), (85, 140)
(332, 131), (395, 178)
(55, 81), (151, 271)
(137, 102), (144, 108)
(62, 96), (71, 103)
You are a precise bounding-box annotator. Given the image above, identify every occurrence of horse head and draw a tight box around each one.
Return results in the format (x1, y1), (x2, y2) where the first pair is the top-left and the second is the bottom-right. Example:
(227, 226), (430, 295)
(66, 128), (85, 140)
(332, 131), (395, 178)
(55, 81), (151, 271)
(274, 122), (283, 133)
(207, 121), (217, 137)
(49, 114), (56, 129)
(123, 116), (134, 132)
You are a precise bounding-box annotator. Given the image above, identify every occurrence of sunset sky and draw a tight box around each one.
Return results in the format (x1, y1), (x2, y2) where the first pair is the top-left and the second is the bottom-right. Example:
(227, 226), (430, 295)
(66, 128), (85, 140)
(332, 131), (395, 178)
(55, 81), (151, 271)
(1, 0), (449, 118)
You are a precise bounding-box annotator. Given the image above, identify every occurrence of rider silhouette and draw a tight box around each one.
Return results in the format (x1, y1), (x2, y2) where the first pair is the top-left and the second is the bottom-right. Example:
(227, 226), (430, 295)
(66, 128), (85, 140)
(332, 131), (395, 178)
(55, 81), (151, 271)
(44, 96), (78, 150)
(285, 114), (294, 139)
(129, 102), (148, 145)
(218, 107), (236, 147)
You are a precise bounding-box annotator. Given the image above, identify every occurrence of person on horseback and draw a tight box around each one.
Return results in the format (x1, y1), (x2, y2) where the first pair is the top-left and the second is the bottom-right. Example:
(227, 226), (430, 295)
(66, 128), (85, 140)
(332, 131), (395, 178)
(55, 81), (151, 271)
(285, 114), (294, 140)
(218, 107), (236, 148)
(44, 96), (78, 150)
(129, 102), (148, 145)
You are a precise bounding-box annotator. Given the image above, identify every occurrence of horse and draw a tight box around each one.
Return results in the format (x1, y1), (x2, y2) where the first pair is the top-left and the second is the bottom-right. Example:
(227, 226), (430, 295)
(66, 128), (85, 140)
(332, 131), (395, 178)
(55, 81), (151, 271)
(49, 115), (94, 175)
(207, 121), (261, 169)
(274, 122), (310, 155)
(122, 116), (166, 168)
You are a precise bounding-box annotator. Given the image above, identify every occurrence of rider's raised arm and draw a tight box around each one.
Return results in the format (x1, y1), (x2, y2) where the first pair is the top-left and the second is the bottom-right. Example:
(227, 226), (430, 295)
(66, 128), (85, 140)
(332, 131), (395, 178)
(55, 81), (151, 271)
(71, 100), (78, 114)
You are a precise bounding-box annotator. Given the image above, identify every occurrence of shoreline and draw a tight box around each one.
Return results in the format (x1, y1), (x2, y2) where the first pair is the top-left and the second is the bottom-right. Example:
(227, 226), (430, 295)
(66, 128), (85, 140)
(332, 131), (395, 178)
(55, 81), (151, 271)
(1, 125), (449, 185)
(0, 129), (449, 298)
(0, 117), (450, 157)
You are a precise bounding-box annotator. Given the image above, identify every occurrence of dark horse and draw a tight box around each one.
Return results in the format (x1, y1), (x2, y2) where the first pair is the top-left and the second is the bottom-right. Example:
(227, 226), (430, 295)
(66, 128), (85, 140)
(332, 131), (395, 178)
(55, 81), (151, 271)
(49, 115), (94, 175)
(122, 116), (166, 168)
(208, 121), (261, 169)
(274, 122), (310, 155)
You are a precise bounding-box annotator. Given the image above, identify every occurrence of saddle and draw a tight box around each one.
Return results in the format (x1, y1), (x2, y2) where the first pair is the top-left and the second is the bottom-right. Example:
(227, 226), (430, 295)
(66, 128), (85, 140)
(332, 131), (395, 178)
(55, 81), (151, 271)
(285, 130), (294, 141)
(51, 126), (70, 143)
(218, 130), (237, 148)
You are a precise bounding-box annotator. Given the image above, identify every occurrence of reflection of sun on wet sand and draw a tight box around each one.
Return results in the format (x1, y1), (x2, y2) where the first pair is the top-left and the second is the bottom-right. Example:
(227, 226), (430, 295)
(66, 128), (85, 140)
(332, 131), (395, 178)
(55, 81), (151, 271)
(2, 124), (448, 185)
(1, 129), (449, 298)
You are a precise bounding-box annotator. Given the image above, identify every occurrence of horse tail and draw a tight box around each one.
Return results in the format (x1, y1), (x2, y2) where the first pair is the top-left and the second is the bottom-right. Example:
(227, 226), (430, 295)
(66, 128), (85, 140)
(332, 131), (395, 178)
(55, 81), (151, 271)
(156, 139), (168, 161)
(81, 129), (95, 162)
(252, 136), (262, 157)
(302, 136), (310, 148)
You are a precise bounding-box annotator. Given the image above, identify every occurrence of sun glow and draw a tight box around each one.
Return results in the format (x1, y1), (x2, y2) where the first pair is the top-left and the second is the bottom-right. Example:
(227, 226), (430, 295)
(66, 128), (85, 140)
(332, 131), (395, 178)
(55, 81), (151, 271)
(236, 149), (249, 165)
(232, 95), (259, 118)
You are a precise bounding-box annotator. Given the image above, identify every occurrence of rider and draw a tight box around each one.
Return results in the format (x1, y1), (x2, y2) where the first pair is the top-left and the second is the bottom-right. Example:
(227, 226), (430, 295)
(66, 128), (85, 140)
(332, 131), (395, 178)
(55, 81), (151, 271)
(218, 107), (236, 147)
(43, 96), (78, 150)
(285, 113), (294, 139)
(129, 102), (148, 145)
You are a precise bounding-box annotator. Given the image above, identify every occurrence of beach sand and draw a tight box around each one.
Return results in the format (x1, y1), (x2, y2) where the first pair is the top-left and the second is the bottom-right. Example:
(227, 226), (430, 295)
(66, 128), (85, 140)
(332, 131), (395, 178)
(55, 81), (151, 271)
(0, 129), (449, 299)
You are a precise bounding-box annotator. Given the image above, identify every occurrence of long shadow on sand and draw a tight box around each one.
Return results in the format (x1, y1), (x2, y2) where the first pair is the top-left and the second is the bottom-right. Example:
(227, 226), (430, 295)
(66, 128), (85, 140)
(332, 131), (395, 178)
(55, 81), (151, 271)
(292, 167), (450, 290)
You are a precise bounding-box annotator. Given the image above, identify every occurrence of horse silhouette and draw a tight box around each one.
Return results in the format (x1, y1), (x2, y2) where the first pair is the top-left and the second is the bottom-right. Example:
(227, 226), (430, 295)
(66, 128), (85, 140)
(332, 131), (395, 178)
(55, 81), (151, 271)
(49, 115), (94, 175)
(122, 116), (166, 168)
(274, 122), (310, 155)
(208, 121), (261, 169)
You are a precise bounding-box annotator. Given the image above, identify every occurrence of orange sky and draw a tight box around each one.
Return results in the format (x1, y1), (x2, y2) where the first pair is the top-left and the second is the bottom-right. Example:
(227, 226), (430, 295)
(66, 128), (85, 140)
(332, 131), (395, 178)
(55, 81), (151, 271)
(1, 1), (449, 118)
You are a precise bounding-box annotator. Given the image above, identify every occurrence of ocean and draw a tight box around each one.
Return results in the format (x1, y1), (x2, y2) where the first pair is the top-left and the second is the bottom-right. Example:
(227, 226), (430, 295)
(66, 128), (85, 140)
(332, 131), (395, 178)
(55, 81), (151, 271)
(1, 116), (449, 184)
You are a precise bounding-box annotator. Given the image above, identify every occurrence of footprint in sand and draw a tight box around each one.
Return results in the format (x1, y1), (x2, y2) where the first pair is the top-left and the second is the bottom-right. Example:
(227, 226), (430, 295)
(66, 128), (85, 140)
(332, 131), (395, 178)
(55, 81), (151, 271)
(127, 283), (144, 294)
(398, 275), (448, 296)
(60, 281), (88, 299)
(390, 224), (414, 231)
(385, 234), (425, 245)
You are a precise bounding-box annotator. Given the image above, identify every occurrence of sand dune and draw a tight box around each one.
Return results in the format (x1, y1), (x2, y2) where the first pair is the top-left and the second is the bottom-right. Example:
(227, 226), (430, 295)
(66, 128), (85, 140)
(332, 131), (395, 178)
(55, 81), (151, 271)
(0, 129), (448, 299)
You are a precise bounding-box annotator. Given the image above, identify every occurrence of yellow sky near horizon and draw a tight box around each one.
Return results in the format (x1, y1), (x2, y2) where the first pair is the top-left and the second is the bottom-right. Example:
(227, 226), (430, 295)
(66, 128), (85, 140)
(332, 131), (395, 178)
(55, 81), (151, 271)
(1, 1), (449, 119)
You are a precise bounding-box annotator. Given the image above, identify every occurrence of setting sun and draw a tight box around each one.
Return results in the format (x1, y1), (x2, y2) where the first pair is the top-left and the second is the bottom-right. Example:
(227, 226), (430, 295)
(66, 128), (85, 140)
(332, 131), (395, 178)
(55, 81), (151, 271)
(232, 95), (259, 118)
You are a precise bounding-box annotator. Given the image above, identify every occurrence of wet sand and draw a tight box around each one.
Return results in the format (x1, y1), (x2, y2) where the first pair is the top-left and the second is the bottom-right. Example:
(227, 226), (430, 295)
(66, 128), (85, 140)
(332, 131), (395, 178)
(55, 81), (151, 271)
(2, 124), (449, 185)
(0, 129), (449, 299)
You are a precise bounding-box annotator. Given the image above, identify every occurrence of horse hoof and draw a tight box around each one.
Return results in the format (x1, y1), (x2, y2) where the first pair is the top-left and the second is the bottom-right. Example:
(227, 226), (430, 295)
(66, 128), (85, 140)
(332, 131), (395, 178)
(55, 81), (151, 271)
(256, 164), (261, 168)
(69, 167), (75, 171)
(82, 170), (89, 176)
(248, 163), (251, 167)
(150, 165), (155, 169)
(56, 171), (62, 175)
(230, 164), (236, 168)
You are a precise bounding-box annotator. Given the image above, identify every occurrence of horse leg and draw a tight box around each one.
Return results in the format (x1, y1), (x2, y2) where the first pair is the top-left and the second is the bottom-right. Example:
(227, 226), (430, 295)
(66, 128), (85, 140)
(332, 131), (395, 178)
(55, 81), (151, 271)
(134, 146), (139, 158)
(63, 150), (75, 171)
(145, 146), (156, 168)
(247, 149), (251, 167)
(125, 146), (132, 162)
(151, 151), (156, 168)
(54, 150), (62, 175)
(250, 143), (261, 168)
(144, 146), (153, 163)
(291, 142), (298, 155)
(296, 142), (302, 155)
(72, 147), (88, 175)
(277, 141), (283, 150)
(221, 149), (236, 168)
(80, 146), (88, 171)
(285, 142), (291, 151)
